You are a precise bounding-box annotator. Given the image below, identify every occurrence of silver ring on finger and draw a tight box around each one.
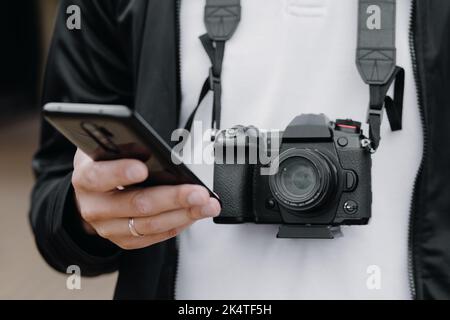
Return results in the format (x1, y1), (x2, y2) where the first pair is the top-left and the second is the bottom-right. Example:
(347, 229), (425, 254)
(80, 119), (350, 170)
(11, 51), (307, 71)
(128, 217), (145, 238)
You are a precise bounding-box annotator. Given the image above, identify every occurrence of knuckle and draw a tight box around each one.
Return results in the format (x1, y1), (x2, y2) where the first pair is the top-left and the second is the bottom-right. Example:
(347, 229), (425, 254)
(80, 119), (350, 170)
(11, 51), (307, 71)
(80, 200), (101, 222)
(71, 171), (83, 189)
(175, 185), (190, 207)
(96, 226), (110, 239)
(73, 150), (86, 168)
(143, 218), (161, 234)
(78, 205), (92, 221)
(131, 191), (152, 216)
(187, 207), (201, 220)
(111, 162), (126, 182)
(79, 204), (101, 222)
(79, 211), (92, 224)
(84, 164), (100, 189)
(117, 163), (130, 181)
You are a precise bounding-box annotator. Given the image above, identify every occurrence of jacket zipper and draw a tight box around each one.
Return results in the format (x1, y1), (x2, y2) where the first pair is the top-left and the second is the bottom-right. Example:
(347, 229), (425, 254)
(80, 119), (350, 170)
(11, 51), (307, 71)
(408, 0), (427, 300)
(172, 0), (182, 300)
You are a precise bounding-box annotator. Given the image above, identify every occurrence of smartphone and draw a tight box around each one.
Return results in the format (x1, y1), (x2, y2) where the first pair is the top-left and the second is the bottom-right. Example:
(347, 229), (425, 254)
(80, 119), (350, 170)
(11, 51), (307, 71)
(43, 102), (218, 199)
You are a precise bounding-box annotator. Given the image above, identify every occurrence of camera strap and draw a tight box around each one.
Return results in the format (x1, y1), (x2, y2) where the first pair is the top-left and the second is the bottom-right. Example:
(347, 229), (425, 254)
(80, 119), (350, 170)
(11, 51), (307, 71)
(357, 0), (404, 152)
(184, 0), (241, 135)
(185, 0), (404, 152)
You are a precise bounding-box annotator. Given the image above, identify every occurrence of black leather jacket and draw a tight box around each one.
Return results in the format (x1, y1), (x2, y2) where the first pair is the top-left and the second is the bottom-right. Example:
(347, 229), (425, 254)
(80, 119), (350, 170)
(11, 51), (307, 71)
(30, 0), (450, 299)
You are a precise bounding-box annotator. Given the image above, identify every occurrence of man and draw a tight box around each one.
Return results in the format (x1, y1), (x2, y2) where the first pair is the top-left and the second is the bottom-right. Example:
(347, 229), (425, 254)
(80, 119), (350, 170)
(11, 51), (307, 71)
(30, 0), (450, 299)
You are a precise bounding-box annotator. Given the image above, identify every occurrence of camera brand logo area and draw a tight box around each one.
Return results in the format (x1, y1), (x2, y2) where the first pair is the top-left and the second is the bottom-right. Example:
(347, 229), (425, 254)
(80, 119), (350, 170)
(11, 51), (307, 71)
(172, 120), (282, 176)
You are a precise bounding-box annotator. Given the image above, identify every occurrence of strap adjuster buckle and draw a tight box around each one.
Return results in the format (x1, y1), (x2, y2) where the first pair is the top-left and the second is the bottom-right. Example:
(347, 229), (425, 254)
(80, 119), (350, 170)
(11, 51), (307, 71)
(209, 68), (221, 90)
(367, 107), (384, 124)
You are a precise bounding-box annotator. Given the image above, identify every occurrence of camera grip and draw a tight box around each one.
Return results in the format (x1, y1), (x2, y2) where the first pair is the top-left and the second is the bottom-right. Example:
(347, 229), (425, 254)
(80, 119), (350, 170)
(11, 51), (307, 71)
(213, 164), (254, 223)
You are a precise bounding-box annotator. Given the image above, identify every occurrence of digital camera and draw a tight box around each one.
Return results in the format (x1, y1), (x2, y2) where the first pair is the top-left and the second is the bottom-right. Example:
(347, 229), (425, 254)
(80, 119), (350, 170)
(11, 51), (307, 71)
(213, 114), (372, 239)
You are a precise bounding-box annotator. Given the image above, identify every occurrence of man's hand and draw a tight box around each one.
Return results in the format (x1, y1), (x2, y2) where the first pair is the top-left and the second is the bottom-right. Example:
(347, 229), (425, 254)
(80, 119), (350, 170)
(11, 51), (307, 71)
(72, 149), (221, 250)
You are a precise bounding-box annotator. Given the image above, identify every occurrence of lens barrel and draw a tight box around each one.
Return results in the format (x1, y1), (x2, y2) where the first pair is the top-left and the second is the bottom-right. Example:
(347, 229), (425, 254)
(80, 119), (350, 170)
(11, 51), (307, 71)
(269, 149), (337, 212)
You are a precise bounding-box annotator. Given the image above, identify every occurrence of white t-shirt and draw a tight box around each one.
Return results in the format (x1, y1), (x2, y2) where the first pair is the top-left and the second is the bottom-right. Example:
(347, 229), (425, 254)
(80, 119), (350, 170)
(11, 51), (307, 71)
(176, 0), (422, 300)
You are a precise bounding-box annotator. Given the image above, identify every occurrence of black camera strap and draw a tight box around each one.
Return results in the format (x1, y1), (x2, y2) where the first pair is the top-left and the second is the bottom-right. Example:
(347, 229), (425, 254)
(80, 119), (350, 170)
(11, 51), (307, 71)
(185, 0), (404, 152)
(357, 0), (404, 152)
(184, 0), (241, 134)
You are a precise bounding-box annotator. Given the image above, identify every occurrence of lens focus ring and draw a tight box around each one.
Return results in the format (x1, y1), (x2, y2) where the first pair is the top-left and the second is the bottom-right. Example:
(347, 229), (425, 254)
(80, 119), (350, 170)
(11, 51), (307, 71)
(269, 149), (337, 212)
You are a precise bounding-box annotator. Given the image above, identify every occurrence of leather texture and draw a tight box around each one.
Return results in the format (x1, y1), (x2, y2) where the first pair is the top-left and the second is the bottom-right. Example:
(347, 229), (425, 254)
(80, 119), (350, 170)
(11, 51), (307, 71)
(214, 163), (254, 220)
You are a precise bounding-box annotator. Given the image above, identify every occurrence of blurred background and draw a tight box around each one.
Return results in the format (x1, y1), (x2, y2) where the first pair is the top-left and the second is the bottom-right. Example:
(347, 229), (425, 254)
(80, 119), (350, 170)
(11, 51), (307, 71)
(0, 0), (116, 299)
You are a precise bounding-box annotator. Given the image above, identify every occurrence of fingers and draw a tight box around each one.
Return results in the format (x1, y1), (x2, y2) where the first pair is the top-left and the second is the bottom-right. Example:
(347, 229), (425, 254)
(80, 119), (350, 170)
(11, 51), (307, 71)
(113, 222), (194, 250)
(83, 184), (213, 221)
(73, 150), (148, 192)
(126, 184), (213, 217)
(93, 198), (221, 238)
(72, 149), (223, 251)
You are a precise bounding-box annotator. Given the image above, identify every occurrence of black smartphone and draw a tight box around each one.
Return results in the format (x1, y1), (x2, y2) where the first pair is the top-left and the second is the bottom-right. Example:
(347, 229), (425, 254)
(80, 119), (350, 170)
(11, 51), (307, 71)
(43, 102), (218, 199)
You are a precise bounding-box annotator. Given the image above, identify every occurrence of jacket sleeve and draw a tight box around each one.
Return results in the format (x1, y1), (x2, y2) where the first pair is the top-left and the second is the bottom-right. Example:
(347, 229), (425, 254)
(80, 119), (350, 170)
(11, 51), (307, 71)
(30, 0), (134, 277)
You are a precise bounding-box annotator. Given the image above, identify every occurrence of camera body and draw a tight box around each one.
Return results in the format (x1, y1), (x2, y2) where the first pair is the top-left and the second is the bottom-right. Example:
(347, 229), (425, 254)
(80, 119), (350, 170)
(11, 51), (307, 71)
(213, 114), (372, 239)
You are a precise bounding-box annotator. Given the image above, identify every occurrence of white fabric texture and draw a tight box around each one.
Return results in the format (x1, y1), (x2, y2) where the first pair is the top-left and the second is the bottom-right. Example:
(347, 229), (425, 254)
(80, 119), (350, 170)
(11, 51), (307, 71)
(176, 0), (422, 300)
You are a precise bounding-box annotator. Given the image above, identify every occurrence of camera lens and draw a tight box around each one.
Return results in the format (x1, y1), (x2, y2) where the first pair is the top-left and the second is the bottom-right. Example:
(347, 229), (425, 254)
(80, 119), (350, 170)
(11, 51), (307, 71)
(279, 158), (318, 199)
(269, 149), (337, 212)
